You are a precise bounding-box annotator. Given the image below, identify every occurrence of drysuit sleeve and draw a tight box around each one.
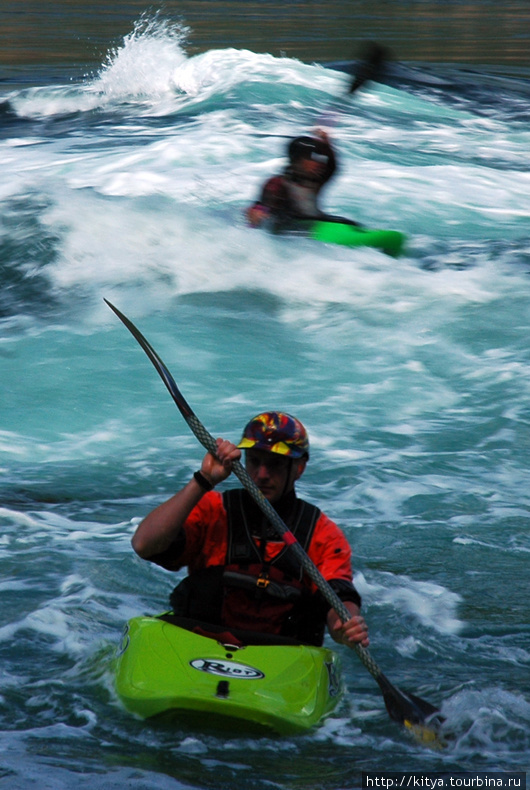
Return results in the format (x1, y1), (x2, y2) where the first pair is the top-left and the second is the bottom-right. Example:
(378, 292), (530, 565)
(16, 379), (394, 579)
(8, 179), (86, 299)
(143, 491), (228, 571)
(307, 511), (362, 608)
(245, 175), (292, 228)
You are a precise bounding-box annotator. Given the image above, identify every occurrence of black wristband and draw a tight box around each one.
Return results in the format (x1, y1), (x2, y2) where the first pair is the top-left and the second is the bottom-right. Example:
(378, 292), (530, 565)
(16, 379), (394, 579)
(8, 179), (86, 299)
(193, 470), (214, 492)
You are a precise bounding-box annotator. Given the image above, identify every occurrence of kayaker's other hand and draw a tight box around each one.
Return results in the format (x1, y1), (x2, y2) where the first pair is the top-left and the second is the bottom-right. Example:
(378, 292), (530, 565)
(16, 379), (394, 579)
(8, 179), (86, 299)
(327, 611), (370, 649)
(246, 204), (270, 227)
(312, 127), (331, 145)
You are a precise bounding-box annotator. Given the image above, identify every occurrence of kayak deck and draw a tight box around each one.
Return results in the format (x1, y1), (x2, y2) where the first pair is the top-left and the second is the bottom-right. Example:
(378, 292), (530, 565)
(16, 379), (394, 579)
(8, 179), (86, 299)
(115, 614), (343, 735)
(309, 220), (406, 257)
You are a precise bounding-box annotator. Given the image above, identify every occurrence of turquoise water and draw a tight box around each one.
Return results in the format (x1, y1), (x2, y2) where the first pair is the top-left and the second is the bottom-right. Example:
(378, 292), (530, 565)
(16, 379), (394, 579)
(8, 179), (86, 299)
(1, 10), (529, 790)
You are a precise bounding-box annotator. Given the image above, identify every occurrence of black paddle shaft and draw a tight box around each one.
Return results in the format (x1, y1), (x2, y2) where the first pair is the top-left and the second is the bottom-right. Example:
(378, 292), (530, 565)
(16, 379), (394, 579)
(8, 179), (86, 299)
(105, 299), (441, 730)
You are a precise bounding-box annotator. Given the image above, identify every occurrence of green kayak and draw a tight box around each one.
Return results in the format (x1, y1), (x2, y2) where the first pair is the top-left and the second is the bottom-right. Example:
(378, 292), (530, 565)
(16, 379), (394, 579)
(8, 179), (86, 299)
(115, 614), (343, 735)
(308, 220), (406, 257)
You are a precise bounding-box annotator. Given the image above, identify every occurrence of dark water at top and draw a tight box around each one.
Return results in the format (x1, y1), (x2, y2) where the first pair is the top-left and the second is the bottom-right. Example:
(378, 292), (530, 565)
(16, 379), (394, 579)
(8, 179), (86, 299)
(2, 0), (530, 76)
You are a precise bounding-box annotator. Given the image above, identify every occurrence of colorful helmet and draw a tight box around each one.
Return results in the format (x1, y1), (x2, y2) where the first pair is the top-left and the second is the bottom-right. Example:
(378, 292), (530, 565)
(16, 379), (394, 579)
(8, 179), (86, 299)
(287, 136), (336, 184)
(237, 412), (310, 459)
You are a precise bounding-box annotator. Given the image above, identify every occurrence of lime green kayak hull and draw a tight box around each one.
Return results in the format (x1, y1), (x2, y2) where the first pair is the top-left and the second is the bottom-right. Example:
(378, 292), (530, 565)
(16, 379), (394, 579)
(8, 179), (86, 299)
(309, 220), (406, 257)
(115, 616), (343, 735)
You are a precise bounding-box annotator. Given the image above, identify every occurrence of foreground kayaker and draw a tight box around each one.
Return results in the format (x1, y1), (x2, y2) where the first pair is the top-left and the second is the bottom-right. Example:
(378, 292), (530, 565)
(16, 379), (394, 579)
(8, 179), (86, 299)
(245, 131), (362, 233)
(132, 411), (369, 650)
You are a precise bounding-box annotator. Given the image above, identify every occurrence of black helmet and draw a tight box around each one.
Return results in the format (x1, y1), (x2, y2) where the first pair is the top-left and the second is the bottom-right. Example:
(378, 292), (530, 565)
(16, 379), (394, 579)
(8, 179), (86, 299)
(287, 136), (337, 184)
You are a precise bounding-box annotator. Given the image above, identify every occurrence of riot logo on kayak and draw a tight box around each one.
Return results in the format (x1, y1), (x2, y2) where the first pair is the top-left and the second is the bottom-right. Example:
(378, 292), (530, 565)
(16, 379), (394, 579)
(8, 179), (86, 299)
(190, 658), (265, 679)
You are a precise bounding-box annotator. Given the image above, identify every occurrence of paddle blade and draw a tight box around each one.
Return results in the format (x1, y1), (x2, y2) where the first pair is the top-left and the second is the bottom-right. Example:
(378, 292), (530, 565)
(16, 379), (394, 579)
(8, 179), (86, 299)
(105, 300), (220, 458)
(376, 672), (443, 744)
(105, 299), (194, 418)
(349, 41), (391, 93)
(403, 718), (444, 747)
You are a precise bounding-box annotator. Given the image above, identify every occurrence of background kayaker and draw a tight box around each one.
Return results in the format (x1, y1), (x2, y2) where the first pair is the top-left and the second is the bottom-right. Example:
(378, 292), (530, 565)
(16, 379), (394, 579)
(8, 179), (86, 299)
(245, 130), (361, 232)
(132, 411), (369, 650)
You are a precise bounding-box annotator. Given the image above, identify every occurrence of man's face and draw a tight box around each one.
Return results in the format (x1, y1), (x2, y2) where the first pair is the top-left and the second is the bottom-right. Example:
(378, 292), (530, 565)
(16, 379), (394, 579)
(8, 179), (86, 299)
(245, 449), (305, 503)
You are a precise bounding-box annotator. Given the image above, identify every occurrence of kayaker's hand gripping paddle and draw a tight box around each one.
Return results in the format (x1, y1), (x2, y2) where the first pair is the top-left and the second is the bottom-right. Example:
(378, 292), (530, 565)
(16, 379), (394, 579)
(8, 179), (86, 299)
(105, 299), (443, 744)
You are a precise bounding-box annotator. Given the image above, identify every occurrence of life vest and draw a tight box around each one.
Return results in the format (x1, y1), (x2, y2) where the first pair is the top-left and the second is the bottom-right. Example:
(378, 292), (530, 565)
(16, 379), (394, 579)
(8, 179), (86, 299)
(169, 489), (328, 645)
(283, 179), (321, 218)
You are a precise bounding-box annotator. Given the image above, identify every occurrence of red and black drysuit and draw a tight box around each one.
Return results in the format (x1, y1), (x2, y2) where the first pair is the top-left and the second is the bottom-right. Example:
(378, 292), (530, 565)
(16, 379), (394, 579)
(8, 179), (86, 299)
(146, 488), (361, 646)
(247, 139), (361, 232)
